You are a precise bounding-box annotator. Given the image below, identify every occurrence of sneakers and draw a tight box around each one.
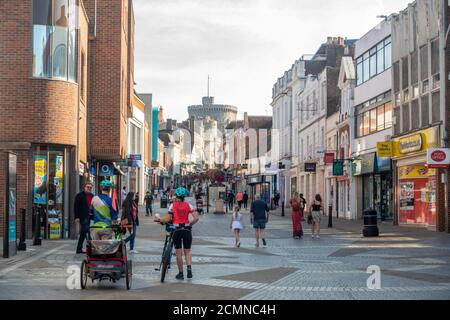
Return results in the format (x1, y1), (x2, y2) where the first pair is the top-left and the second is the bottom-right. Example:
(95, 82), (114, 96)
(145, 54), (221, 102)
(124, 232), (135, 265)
(176, 273), (184, 280)
(255, 242), (260, 248)
(187, 266), (193, 279)
(130, 249), (139, 254)
(262, 238), (267, 246)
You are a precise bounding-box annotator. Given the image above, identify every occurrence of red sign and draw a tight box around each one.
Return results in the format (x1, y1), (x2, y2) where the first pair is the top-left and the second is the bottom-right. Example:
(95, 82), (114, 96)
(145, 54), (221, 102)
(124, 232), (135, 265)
(427, 148), (450, 168)
(324, 153), (335, 164)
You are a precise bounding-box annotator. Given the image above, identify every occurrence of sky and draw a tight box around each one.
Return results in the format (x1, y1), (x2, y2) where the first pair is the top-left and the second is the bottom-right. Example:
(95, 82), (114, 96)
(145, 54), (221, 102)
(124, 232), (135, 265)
(134, 0), (410, 121)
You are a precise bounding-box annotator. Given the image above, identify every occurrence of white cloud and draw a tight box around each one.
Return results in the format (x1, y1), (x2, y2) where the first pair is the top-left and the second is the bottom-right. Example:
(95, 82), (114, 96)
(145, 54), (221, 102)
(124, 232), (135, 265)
(134, 0), (410, 120)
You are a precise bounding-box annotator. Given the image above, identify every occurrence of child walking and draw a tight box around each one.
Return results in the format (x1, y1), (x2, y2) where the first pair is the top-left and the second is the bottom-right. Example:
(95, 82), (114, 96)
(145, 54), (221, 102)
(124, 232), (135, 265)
(230, 206), (244, 247)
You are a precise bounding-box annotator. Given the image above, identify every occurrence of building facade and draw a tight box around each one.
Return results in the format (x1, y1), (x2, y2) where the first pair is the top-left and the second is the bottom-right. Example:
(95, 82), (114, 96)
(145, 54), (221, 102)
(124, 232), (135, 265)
(352, 19), (393, 220)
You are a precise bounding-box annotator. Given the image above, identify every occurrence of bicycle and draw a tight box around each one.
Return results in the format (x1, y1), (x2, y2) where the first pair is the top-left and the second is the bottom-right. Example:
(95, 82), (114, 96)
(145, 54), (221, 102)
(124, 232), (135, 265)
(155, 223), (176, 283)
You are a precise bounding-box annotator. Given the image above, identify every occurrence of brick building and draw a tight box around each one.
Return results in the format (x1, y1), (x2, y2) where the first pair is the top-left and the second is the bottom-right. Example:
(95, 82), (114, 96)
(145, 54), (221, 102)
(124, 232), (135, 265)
(0, 0), (135, 247)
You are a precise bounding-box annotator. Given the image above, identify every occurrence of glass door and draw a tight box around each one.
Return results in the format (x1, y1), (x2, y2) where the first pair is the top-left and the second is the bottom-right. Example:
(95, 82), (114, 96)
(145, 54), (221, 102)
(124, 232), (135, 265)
(47, 151), (65, 240)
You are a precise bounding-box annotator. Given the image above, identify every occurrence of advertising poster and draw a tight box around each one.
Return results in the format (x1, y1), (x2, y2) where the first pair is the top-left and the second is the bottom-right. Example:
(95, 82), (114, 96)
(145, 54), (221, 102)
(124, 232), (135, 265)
(55, 156), (64, 204)
(50, 224), (61, 240)
(399, 182), (414, 211)
(33, 156), (47, 204)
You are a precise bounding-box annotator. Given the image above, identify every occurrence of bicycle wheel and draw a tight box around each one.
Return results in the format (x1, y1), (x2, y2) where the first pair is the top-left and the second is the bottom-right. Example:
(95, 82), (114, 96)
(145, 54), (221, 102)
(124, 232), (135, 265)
(80, 260), (88, 289)
(160, 240), (172, 283)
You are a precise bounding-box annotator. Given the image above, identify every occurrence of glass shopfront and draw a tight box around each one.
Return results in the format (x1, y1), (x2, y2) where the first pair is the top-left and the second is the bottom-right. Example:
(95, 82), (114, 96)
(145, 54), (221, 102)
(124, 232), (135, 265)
(398, 165), (437, 226)
(33, 146), (69, 239)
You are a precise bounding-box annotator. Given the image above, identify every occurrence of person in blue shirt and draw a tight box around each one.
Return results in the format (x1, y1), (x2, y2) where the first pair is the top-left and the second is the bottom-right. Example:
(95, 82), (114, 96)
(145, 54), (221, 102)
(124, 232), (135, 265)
(90, 180), (118, 240)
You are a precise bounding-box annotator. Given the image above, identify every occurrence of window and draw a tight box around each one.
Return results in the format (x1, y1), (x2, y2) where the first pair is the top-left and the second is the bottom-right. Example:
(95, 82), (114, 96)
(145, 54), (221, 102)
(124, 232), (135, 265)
(377, 105), (385, 131)
(432, 73), (440, 90)
(422, 79), (429, 94)
(403, 89), (409, 103)
(412, 84), (419, 99)
(32, 0), (77, 81)
(356, 100), (393, 137)
(370, 109), (377, 133)
(356, 36), (392, 86)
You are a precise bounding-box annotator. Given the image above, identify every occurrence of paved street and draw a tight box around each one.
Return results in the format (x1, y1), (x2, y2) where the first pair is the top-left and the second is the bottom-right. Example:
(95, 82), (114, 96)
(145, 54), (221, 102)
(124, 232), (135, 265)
(1, 199), (450, 300)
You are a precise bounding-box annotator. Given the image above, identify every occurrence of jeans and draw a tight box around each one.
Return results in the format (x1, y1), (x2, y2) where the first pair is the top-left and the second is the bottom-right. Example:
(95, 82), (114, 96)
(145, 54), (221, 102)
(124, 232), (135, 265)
(146, 204), (153, 216)
(125, 223), (137, 250)
(76, 220), (90, 252)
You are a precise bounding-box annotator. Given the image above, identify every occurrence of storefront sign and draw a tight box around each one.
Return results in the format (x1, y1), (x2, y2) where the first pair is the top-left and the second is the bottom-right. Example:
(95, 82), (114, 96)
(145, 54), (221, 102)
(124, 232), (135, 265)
(377, 142), (393, 157)
(393, 126), (439, 158)
(304, 163), (317, 173)
(333, 160), (344, 176)
(427, 148), (450, 168)
(399, 165), (436, 179)
(247, 176), (262, 184)
(315, 147), (326, 158)
(33, 156), (47, 204)
(324, 153), (335, 164)
(128, 154), (142, 161)
(399, 134), (423, 154)
(99, 163), (114, 176)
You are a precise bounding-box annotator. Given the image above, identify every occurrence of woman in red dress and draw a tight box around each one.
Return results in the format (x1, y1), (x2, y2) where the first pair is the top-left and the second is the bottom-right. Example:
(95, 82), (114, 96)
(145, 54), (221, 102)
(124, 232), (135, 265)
(289, 192), (303, 239)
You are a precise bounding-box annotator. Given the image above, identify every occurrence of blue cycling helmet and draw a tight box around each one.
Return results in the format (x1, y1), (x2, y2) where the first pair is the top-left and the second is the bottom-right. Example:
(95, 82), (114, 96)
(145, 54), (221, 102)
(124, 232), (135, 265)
(174, 187), (189, 198)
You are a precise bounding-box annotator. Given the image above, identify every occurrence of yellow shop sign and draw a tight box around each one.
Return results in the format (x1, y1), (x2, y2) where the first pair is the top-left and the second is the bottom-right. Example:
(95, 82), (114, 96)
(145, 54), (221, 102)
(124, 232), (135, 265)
(377, 142), (393, 157)
(393, 126), (440, 158)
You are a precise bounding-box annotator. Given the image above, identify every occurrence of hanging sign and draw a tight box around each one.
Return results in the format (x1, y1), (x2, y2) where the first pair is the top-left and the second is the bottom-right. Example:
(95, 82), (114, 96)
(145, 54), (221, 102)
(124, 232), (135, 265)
(377, 142), (393, 157)
(427, 148), (450, 168)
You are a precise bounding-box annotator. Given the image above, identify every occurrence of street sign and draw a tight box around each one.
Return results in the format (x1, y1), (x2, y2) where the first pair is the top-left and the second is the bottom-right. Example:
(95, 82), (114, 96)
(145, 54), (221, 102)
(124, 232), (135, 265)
(304, 163), (317, 173)
(128, 154), (142, 161)
(427, 148), (450, 168)
(333, 160), (344, 176)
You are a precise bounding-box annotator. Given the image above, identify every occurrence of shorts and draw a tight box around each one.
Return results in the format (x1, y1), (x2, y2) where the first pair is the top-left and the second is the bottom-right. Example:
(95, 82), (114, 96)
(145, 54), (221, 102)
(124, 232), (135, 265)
(253, 219), (266, 230)
(312, 211), (321, 223)
(172, 229), (192, 250)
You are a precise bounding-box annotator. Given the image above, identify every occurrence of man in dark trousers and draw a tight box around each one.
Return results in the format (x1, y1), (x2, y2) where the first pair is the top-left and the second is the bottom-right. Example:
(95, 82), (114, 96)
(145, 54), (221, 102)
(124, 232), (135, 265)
(243, 191), (249, 210)
(144, 191), (153, 216)
(227, 190), (235, 211)
(74, 182), (94, 254)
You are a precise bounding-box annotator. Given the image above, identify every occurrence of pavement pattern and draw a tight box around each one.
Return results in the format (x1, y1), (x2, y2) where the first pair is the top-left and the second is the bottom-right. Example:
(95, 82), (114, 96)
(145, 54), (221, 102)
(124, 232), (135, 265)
(1, 198), (450, 300)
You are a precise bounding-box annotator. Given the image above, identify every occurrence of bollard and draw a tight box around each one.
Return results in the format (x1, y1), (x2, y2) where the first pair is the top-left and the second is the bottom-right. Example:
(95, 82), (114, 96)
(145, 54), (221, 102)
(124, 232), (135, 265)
(328, 205), (333, 228)
(281, 201), (285, 217)
(33, 207), (42, 246)
(18, 209), (27, 251)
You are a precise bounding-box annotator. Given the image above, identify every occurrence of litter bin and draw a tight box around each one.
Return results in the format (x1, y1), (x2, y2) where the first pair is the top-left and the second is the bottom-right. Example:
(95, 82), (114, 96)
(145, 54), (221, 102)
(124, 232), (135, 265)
(160, 196), (168, 209)
(362, 208), (379, 237)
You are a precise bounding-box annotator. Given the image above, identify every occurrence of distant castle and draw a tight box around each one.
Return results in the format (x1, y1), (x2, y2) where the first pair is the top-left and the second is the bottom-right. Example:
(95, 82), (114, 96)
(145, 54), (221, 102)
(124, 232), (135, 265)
(187, 96), (237, 133)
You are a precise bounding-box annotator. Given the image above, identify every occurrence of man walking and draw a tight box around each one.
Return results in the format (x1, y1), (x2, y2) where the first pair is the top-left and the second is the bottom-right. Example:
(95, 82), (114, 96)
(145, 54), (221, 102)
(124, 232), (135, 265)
(227, 190), (235, 211)
(74, 182), (94, 254)
(144, 191), (154, 216)
(250, 194), (270, 247)
(243, 191), (249, 210)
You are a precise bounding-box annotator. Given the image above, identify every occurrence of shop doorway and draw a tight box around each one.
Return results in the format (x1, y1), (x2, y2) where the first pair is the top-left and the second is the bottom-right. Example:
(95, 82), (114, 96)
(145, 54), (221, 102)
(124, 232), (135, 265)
(375, 173), (393, 220)
(33, 147), (69, 240)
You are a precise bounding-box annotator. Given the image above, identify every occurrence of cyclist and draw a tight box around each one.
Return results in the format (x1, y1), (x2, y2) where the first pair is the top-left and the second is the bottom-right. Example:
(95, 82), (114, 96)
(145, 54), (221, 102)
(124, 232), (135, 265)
(154, 187), (199, 280)
(90, 180), (119, 240)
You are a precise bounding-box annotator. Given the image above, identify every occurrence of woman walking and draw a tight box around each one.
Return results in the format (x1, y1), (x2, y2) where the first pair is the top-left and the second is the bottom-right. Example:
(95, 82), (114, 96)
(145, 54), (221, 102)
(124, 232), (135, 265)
(311, 194), (323, 239)
(230, 206), (244, 247)
(289, 192), (303, 239)
(122, 192), (139, 253)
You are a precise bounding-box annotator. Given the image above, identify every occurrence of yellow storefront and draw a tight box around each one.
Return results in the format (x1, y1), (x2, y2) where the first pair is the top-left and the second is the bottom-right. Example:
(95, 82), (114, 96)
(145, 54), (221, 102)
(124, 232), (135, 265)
(392, 126), (441, 229)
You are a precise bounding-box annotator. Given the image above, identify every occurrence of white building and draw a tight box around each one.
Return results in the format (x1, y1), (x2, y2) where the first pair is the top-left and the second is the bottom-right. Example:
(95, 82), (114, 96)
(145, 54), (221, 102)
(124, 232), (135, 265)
(352, 19), (393, 219)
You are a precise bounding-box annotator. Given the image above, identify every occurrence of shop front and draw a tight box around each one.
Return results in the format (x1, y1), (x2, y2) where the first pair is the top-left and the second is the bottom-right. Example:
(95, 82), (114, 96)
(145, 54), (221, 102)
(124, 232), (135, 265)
(392, 126), (441, 229)
(353, 152), (393, 219)
(247, 175), (275, 205)
(32, 145), (73, 240)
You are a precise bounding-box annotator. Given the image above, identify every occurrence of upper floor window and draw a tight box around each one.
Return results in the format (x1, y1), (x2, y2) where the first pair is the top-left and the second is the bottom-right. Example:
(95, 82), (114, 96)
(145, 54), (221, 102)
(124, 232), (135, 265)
(356, 36), (392, 86)
(32, 0), (77, 81)
(356, 100), (392, 138)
